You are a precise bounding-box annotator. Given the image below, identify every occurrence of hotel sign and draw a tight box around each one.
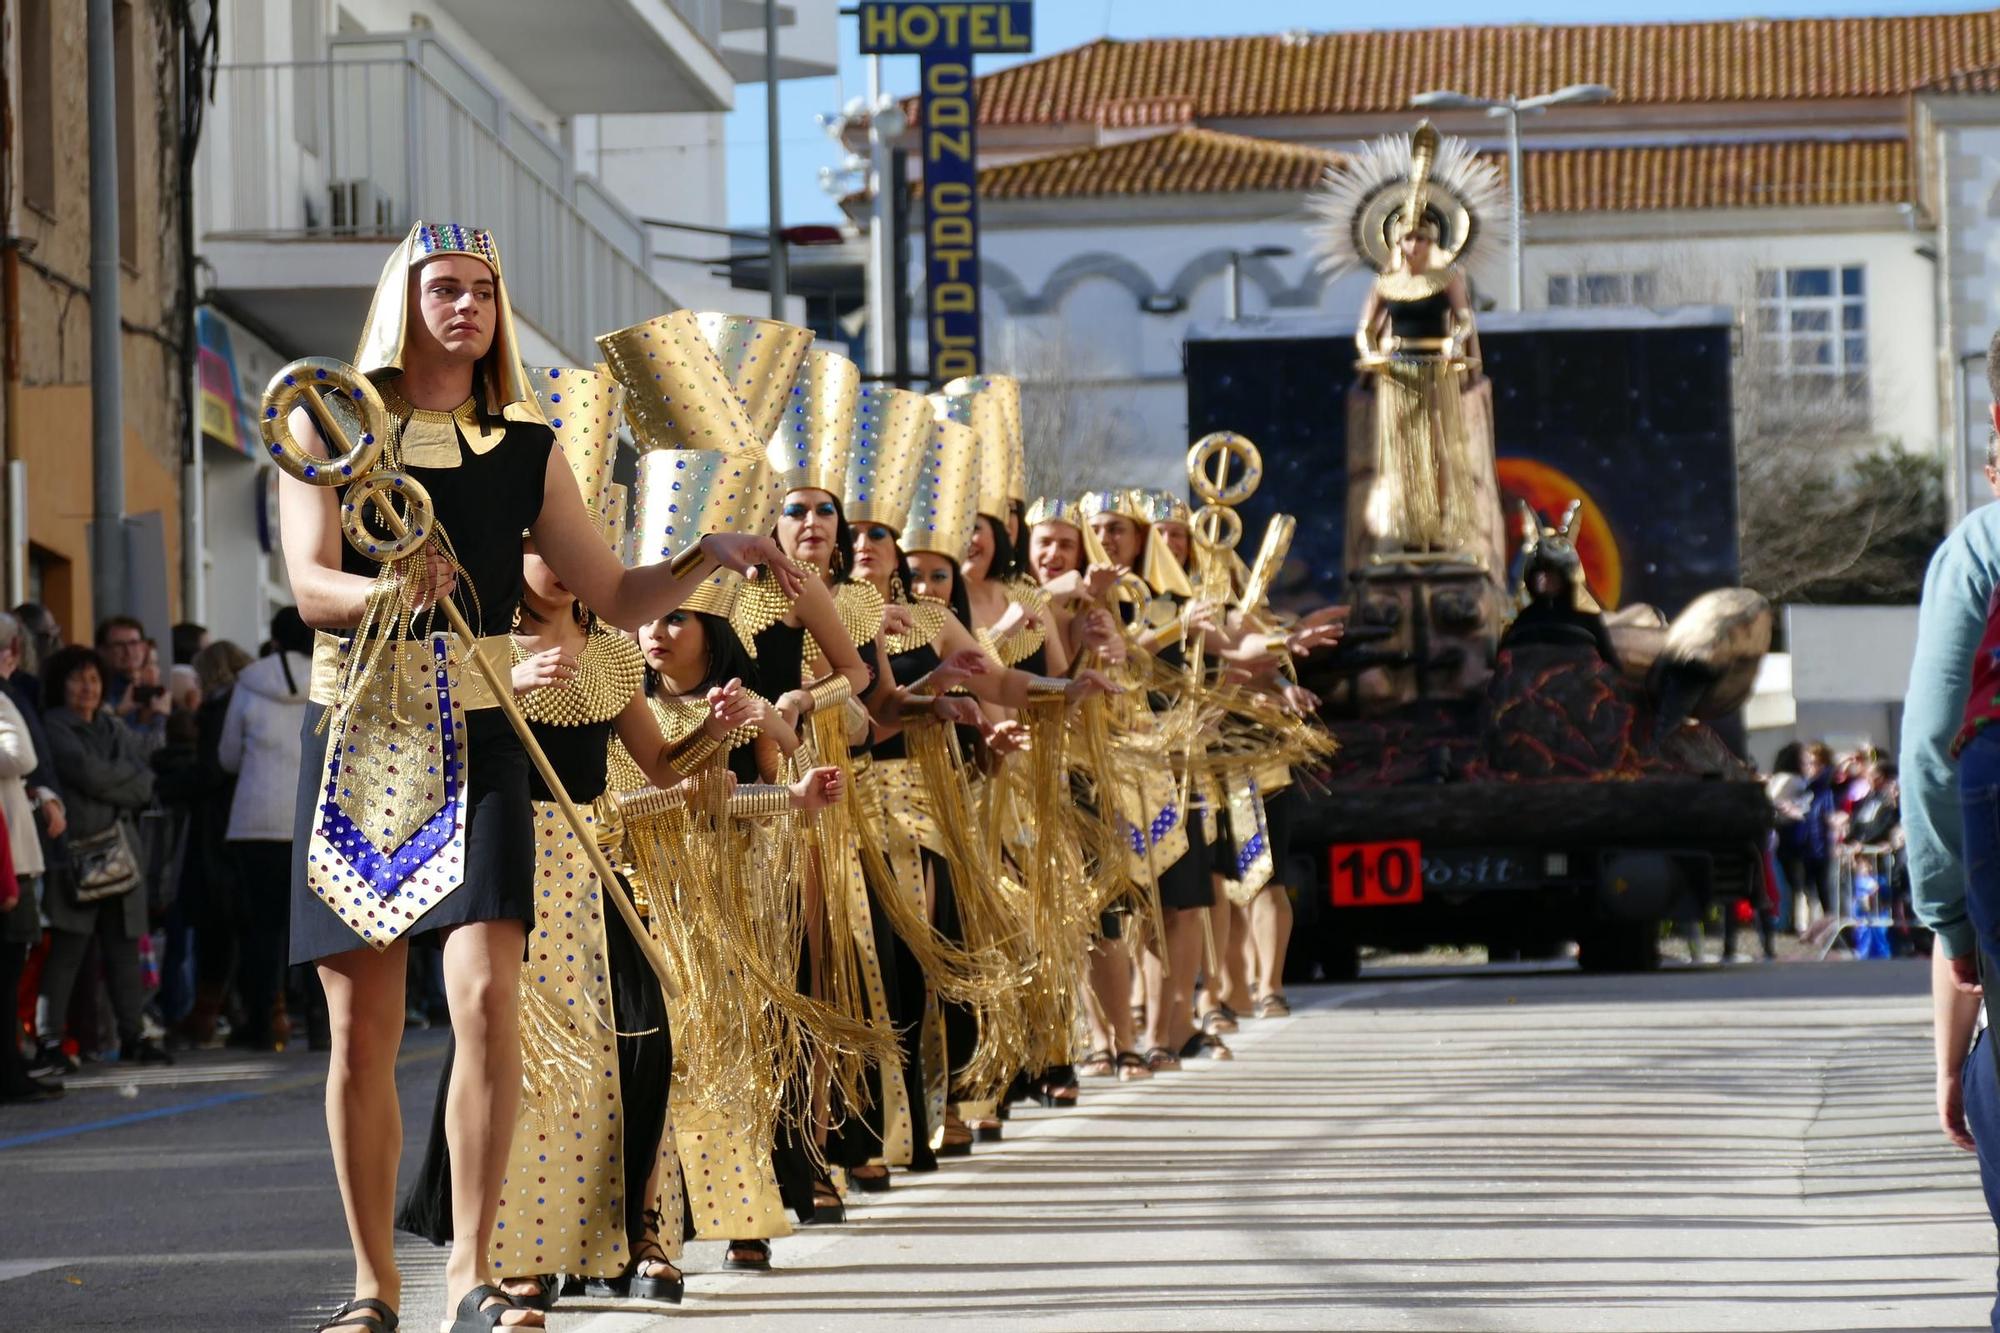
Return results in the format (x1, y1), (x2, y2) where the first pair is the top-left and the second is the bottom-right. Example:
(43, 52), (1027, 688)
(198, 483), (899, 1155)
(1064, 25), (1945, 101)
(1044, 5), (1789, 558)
(859, 3), (1033, 381)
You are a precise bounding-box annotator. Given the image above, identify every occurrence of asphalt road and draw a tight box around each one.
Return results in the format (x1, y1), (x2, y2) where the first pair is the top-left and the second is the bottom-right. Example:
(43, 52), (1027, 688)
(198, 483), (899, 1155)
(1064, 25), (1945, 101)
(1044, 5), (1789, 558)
(2, 958), (1991, 1331)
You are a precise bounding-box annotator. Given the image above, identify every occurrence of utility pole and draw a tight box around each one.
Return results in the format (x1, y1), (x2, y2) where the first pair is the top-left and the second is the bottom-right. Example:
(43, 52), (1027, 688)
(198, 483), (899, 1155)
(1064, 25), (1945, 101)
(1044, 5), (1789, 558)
(87, 0), (126, 622)
(764, 0), (788, 319)
(866, 56), (892, 376)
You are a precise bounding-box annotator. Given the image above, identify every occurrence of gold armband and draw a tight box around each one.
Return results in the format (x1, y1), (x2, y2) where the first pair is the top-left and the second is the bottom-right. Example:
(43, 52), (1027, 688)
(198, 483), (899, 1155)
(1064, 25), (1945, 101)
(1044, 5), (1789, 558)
(667, 733), (722, 777)
(667, 538), (709, 579)
(807, 674), (853, 715)
(728, 784), (793, 818)
(1024, 675), (1069, 698)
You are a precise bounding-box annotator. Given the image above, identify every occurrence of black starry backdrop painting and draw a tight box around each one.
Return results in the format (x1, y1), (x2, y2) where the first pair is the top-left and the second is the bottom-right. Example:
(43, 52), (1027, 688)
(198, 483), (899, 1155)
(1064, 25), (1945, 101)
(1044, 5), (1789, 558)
(1184, 319), (1739, 616)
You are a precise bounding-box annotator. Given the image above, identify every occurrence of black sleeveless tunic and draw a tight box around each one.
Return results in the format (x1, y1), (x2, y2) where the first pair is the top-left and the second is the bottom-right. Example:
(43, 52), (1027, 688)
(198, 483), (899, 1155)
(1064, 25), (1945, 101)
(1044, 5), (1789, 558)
(289, 417), (553, 963)
(1386, 288), (1453, 340)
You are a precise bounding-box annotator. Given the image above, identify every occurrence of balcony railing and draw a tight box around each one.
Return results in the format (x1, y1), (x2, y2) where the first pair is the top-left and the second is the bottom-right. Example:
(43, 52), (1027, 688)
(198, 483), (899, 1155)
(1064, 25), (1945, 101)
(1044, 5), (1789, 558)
(196, 37), (677, 363)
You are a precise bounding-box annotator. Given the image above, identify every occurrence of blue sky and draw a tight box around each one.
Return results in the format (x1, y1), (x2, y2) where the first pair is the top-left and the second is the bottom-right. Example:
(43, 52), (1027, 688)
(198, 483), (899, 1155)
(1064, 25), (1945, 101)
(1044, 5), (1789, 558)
(722, 0), (1988, 226)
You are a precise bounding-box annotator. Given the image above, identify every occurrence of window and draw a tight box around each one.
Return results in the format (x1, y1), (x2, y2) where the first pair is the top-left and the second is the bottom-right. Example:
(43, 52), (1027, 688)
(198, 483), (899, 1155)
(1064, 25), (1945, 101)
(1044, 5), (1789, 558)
(21, 0), (54, 214)
(114, 0), (137, 267)
(1546, 270), (1656, 308)
(1754, 265), (1867, 405)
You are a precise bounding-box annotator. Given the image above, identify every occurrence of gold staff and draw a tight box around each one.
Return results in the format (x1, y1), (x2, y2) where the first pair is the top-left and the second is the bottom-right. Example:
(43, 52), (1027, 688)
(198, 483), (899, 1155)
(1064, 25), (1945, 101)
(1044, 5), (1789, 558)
(262, 356), (683, 998)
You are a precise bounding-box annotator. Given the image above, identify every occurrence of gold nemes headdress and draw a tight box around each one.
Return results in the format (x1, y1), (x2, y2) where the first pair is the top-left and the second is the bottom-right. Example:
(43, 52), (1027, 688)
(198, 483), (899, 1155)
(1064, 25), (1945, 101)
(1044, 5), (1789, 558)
(1132, 488), (1196, 599)
(354, 221), (544, 431)
(1307, 120), (1510, 279)
(844, 383), (935, 535)
(1023, 495), (1081, 533)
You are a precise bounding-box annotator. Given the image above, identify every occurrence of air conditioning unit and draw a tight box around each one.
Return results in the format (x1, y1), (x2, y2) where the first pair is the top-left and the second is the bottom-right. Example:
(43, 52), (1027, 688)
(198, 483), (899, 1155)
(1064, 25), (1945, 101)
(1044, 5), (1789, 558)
(327, 179), (396, 235)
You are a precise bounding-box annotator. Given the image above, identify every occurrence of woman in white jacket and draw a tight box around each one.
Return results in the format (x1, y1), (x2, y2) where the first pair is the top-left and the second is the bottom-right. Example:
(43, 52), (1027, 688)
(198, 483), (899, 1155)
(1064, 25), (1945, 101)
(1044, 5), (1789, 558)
(217, 608), (313, 1050)
(0, 610), (57, 1101)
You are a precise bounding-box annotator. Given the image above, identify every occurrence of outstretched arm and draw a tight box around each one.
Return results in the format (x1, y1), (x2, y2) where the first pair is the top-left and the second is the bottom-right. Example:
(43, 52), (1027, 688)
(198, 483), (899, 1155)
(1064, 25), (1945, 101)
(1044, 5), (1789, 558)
(532, 451), (801, 630)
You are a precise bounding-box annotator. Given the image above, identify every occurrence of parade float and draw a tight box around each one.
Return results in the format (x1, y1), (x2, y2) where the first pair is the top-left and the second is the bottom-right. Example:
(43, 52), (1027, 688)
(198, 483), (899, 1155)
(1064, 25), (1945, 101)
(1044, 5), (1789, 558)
(1189, 124), (1774, 975)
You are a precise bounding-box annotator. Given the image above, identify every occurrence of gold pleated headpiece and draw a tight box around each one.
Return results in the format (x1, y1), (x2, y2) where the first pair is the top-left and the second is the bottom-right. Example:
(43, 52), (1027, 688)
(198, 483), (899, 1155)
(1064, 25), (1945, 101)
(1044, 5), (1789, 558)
(844, 383), (936, 534)
(691, 312), (817, 441)
(770, 348), (861, 497)
(1135, 488), (1193, 527)
(902, 415), (980, 562)
(938, 374), (1019, 520)
(600, 481), (630, 563)
(529, 365), (624, 520)
(595, 310), (813, 455)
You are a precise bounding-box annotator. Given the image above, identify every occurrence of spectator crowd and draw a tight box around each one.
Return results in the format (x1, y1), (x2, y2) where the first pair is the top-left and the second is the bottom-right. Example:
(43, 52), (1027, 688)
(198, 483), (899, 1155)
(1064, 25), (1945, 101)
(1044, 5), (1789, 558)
(1765, 740), (1914, 957)
(0, 605), (318, 1103)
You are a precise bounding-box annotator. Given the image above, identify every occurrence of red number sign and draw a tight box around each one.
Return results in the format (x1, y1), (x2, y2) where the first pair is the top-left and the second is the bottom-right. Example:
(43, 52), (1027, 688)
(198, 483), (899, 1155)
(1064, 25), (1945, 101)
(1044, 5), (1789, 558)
(1330, 841), (1424, 907)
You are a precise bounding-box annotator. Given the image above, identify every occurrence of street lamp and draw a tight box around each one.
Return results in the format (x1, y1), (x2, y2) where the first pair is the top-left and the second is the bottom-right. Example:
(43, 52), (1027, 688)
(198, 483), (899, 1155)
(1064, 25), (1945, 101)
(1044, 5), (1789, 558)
(1410, 84), (1615, 311)
(1225, 245), (1294, 322)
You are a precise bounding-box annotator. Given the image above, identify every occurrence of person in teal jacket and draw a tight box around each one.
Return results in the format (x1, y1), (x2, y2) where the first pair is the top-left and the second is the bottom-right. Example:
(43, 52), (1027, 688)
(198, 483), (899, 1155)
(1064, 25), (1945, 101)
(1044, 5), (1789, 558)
(1903, 352), (2000, 1330)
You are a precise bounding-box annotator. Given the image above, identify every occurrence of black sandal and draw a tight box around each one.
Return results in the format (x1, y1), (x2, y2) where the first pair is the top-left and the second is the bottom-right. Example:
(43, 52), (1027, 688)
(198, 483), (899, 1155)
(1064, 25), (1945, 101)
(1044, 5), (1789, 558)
(1115, 1050), (1152, 1082)
(724, 1237), (774, 1272)
(627, 1211), (685, 1304)
(496, 1276), (555, 1313)
(445, 1285), (540, 1332)
(316, 1298), (398, 1332)
(938, 1113), (974, 1157)
(805, 1176), (846, 1224)
(848, 1163), (892, 1194)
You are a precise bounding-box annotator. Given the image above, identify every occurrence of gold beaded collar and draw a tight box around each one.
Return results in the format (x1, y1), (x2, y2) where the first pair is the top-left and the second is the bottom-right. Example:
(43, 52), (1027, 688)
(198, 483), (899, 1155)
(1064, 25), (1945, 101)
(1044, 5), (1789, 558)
(511, 626), (644, 727)
(650, 693), (760, 754)
(379, 381), (504, 469)
(885, 596), (952, 657)
(979, 580), (1048, 667)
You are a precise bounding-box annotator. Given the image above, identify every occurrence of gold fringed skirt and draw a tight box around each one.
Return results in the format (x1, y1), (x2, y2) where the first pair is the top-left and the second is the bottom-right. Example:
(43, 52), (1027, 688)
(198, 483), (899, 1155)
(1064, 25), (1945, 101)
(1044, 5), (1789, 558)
(1366, 356), (1483, 555)
(491, 802), (682, 1280)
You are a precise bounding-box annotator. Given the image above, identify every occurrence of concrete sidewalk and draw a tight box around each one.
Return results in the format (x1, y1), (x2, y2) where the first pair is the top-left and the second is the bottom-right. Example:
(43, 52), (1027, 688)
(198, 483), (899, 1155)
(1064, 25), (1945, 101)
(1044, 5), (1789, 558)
(415, 961), (1988, 1332)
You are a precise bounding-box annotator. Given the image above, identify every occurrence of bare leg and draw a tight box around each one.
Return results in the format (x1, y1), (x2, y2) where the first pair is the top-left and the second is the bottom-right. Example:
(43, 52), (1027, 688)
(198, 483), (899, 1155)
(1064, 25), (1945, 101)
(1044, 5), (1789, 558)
(1250, 885), (1294, 1001)
(1138, 934), (1169, 1054)
(318, 940), (410, 1319)
(1202, 877), (1250, 1019)
(1230, 903), (1258, 1003)
(440, 919), (541, 1329)
(1164, 908), (1205, 1053)
(1085, 939), (1137, 1055)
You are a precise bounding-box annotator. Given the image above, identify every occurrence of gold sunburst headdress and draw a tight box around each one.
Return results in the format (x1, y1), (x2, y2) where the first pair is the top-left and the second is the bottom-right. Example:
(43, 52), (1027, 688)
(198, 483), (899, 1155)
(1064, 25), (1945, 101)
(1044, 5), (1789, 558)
(1306, 121), (1510, 280)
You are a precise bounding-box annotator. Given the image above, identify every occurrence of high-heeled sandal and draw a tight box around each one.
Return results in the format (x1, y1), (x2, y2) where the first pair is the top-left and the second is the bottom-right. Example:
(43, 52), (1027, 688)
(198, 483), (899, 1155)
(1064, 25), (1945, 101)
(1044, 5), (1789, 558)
(316, 1298), (398, 1332)
(724, 1238), (774, 1272)
(1031, 1077), (1080, 1108)
(444, 1285), (541, 1332)
(848, 1163), (892, 1194)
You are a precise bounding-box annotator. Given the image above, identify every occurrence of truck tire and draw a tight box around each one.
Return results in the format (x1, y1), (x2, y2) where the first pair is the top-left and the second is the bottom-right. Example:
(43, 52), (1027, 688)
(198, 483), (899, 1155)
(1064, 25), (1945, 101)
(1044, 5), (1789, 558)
(1578, 921), (1661, 973)
(1319, 930), (1361, 983)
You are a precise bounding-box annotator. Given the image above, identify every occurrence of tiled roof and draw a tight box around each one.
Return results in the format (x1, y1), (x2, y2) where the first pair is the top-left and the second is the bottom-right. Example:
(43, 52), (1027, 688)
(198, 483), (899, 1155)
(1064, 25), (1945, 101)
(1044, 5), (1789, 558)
(980, 129), (1337, 200)
(1522, 138), (1911, 212)
(935, 11), (2000, 127)
(975, 129), (1912, 214)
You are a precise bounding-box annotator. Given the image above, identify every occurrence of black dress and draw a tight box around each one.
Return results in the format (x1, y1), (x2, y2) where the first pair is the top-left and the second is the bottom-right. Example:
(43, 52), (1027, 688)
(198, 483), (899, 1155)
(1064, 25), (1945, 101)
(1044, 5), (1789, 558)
(288, 418), (552, 964)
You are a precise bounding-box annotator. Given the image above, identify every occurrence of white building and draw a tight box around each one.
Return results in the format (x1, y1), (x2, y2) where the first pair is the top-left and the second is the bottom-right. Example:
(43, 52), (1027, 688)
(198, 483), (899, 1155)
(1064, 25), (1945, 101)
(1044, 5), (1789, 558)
(868, 10), (2000, 507)
(192, 0), (834, 650)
